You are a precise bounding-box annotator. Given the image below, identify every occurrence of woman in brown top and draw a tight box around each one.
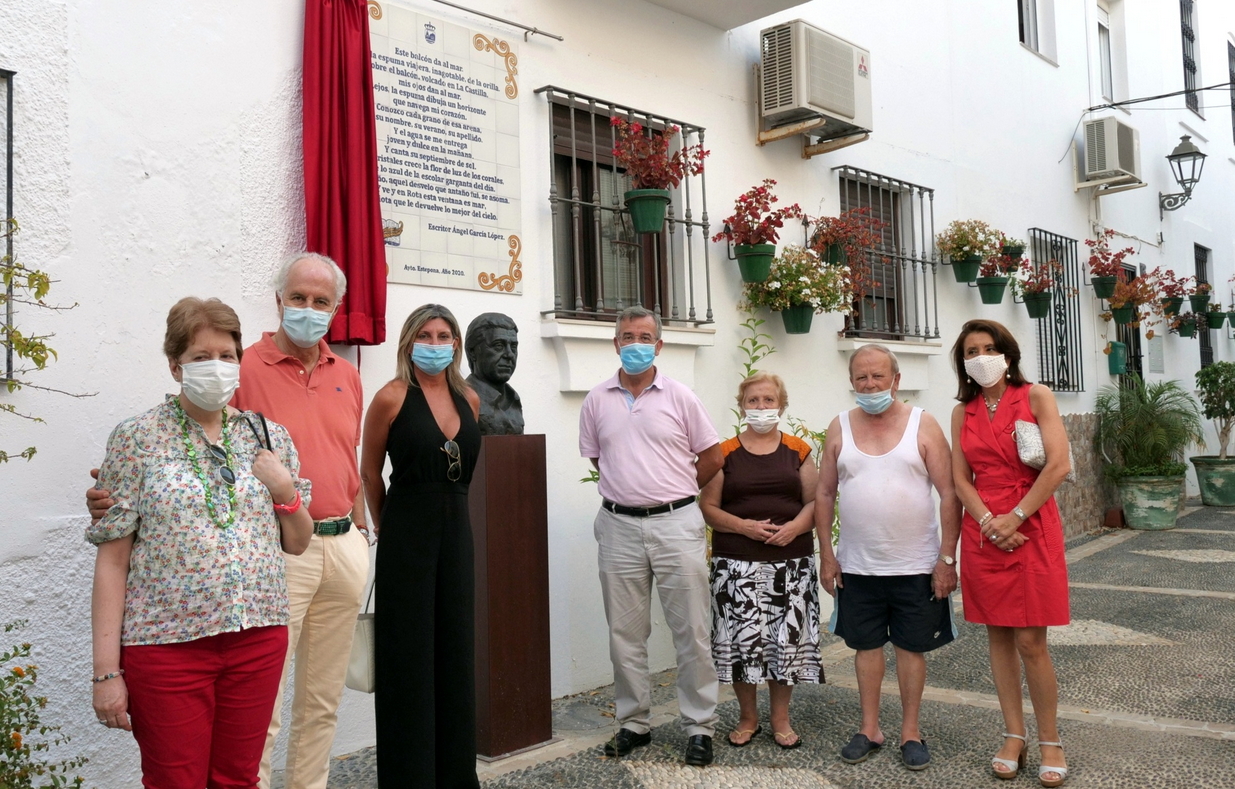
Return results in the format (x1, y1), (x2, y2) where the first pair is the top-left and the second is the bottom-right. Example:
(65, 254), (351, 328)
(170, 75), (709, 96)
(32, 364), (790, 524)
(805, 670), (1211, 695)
(700, 372), (821, 750)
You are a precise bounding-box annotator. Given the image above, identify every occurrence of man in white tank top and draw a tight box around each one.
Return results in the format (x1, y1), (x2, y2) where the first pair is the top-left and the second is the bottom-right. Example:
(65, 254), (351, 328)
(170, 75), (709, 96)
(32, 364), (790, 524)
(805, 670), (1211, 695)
(814, 345), (962, 772)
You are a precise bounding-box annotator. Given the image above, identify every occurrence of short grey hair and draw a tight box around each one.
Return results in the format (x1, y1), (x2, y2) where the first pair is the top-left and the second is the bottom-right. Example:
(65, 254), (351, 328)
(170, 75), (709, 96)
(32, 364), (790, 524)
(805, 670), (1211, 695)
(848, 344), (900, 377)
(273, 252), (348, 303)
(614, 306), (662, 339)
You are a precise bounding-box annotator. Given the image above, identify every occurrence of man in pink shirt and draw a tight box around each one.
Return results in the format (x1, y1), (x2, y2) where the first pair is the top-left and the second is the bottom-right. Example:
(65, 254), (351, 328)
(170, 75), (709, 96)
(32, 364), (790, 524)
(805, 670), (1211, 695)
(579, 306), (724, 767)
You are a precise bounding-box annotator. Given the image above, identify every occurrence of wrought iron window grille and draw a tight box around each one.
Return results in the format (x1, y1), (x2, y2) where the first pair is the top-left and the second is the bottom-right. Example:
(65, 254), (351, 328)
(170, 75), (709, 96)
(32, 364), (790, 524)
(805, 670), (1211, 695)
(535, 86), (713, 326)
(1181, 0), (1200, 114)
(1196, 243), (1213, 368)
(1029, 228), (1084, 392)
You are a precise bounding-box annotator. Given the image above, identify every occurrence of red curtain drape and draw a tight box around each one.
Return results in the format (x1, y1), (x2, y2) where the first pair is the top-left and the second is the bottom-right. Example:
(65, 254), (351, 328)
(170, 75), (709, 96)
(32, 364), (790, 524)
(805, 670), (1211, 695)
(303, 0), (386, 345)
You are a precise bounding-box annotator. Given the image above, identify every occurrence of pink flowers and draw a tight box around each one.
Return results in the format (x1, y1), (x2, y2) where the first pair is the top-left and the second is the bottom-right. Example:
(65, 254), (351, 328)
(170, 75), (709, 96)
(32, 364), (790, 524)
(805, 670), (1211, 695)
(610, 117), (709, 190)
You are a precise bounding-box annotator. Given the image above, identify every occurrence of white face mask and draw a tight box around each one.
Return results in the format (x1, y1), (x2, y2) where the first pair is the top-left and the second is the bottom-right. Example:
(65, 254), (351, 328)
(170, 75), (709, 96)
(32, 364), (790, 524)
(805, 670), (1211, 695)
(179, 360), (240, 412)
(964, 353), (1008, 388)
(743, 409), (781, 433)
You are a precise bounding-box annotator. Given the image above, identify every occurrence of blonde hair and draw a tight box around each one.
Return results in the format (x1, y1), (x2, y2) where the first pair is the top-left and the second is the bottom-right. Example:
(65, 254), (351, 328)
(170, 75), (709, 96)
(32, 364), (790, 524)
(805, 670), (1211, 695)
(394, 304), (469, 397)
(163, 297), (243, 361)
(735, 370), (788, 412)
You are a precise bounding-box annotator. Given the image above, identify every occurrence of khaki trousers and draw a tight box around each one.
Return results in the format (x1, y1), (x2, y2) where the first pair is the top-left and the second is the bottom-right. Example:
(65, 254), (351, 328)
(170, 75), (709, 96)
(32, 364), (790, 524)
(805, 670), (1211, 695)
(258, 527), (370, 789)
(594, 503), (719, 737)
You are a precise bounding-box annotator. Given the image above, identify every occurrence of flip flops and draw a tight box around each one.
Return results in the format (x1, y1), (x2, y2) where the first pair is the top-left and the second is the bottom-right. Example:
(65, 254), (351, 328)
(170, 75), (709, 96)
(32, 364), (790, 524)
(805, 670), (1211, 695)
(726, 725), (761, 747)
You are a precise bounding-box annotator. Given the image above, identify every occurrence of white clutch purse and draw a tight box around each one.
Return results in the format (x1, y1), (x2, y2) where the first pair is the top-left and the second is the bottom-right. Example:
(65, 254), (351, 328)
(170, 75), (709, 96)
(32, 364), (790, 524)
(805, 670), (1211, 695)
(345, 584), (375, 693)
(1013, 420), (1076, 483)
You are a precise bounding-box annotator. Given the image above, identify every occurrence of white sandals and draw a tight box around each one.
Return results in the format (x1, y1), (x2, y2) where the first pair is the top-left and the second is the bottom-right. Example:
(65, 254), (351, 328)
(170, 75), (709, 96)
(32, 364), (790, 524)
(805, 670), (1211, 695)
(1037, 740), (1068, 787)
(991, 732), (1026, 780)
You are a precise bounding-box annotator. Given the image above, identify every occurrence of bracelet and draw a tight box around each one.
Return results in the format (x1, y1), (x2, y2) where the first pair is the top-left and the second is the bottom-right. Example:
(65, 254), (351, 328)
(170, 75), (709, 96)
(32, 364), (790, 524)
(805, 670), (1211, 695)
(273, 489), (302, 515)
(92, 669), (124, 684)
(978, 511), (993, 527)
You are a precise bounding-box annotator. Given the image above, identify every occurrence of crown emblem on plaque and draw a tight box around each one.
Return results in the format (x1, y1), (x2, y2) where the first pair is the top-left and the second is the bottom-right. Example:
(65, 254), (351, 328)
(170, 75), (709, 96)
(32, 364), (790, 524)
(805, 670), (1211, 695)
(424, 23), (436, 44)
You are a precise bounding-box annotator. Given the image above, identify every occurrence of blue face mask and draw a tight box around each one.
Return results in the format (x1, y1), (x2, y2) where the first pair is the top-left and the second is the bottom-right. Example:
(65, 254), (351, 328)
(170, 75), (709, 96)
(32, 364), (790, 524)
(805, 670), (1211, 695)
(411, 342), (454, 375)
(855, 388), (894, 415)
(619, 343), (656, 375)
(282, 306), (334, 348)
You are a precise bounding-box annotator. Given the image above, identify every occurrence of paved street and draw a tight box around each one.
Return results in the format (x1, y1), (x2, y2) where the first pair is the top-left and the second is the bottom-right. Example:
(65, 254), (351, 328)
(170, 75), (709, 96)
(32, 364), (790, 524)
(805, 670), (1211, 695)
(298, 505), (1235, 788)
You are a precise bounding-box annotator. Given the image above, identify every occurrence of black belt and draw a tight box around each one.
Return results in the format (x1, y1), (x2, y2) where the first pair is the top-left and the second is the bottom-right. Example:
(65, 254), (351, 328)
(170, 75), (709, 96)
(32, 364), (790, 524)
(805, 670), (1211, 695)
(602, 496), (696, 518)
(313, 516), (352, 536)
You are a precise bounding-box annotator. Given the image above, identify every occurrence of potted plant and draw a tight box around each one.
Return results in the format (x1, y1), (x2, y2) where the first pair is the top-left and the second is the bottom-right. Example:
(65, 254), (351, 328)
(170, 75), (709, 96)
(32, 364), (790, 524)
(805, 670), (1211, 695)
(1095, 375), (1204, 529)
(1207, 300), (1226, 330)
(1085, 228), (1135, 299)
(713, 179), (803, 283)
(1012, 259), (1062, 319)
(1154, 268), (1190, 317)
(974, 254), (1018, 305)
(1106, 275), (1158, 326)
(1000, 234), (1027, 260)
(1193, 361), (1235, 506)
(936, 219), (1001, 283)
(741, 245), (853, 334)
(1172, 311), (1202, 338)
(610, 116), (709, 234)
(1189, 280), (1212, 313)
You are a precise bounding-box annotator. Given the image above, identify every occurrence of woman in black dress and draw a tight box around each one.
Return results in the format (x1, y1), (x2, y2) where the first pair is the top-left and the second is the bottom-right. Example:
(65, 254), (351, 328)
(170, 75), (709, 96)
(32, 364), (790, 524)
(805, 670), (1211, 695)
(361, 303), (481, 788)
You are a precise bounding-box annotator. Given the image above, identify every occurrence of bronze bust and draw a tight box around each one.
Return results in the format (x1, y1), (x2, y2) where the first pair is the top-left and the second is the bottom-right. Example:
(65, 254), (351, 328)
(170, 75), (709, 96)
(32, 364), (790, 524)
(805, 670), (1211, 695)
(464, 313), (524, 435)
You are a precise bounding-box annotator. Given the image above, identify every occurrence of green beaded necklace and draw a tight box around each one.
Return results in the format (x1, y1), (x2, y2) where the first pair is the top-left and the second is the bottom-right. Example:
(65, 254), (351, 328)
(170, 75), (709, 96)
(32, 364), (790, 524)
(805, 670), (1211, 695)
(174, 398), (238, 529)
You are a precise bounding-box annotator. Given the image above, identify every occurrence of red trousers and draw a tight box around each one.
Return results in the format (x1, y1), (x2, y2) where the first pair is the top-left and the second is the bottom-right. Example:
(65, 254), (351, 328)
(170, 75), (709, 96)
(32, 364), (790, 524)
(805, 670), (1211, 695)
(122, 626), (288, 789)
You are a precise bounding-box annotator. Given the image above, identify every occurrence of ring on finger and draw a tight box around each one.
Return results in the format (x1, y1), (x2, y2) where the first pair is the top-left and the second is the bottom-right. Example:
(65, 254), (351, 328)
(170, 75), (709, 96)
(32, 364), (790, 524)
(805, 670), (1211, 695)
(989, 533), (998, 542)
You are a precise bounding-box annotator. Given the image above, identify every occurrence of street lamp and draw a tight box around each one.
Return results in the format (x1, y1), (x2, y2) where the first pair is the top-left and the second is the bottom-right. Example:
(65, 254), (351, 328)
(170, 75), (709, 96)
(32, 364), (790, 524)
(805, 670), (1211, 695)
(1159, 135), (1207, 218)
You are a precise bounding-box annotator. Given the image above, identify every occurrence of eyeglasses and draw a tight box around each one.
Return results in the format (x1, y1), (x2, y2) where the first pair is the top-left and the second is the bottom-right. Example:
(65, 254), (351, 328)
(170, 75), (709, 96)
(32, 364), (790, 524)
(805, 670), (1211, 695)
(441, 439), (461, 482)
(207, 444), (237, 486)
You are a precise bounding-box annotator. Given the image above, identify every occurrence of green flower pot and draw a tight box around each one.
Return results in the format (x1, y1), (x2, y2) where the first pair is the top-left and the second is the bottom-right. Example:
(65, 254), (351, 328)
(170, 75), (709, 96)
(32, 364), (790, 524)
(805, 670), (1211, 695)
(734, 243), (775, 283)
(1161, 297), (1184, 317)
(975, 276), (1009, 305)
(1208, 312), (1227, 329)
(779, 304), (815, 334)
(1001, 244), (1025, 259)
(950, 254), (981, 283)
(1189, 294), (1211, 313)
(624, 189), (671, 234)
(1227, 311), (1235, 329)
(823, 243), (847, 266)
(1190, 456), (1235, 507)
(1111, 305), (1137, 325)
(1091, 276), (1118, 299)
(1023, 291), (1053, 319)
(1117, 476), (1184, 530)
(1178, 321), (1197, 338)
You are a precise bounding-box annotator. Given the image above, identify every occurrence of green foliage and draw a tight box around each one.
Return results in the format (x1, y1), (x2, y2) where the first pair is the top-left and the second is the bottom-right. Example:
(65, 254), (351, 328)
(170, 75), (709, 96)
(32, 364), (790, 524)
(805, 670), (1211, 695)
(1094, 375), (1204, 479)
(1195, 361), (1235, 459)
(730, 316), (776, 435)
(1, 219), (89, 464)
(784, 416), (839, 547)
(0, 621), (87, 788)
(579, 468), (599, 485)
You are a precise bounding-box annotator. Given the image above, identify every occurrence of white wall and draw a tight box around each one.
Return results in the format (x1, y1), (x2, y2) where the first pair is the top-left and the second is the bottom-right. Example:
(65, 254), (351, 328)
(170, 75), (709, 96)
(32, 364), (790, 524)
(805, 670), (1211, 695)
(3, 0), (1235, 784)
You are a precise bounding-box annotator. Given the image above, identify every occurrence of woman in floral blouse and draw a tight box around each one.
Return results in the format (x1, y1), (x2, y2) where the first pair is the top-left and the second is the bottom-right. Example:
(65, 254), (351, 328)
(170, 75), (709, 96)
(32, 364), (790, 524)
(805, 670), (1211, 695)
(88, 297), (313, 788)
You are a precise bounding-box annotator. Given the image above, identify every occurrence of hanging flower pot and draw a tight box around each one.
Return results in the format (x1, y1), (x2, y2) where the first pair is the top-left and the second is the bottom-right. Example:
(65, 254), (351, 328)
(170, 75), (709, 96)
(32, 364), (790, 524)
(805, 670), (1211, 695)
(950, 254), (982, 283)
(1227, 311), (1235, 328)
(624, 189), (672, 234)
(1178, 320), (1198, 338)
(1001, 244), (1025, 260)
(1111, 305), (1137, 324)
(733, 243), (776, 283)
(1090, 276), (1118, 299)
(1161, 297), (1184, 317)
(1208, 311), (1227, 329)
(1190, 294), (1211, 313)
(1023, 292), (1053, 319)
(975, 276), (1009, 305)
(779, 304), (815, 334)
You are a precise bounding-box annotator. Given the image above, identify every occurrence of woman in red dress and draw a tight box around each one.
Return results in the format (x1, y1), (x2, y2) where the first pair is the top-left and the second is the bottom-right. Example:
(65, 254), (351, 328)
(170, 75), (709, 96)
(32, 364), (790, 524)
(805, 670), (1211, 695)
(949, 319), (1072, 788)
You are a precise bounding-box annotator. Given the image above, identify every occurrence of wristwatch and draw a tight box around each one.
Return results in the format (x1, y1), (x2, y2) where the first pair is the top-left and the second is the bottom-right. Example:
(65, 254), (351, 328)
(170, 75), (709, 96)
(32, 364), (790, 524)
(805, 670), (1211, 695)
(1012, 506), (1028, 521)
(938, 554), (956, 566)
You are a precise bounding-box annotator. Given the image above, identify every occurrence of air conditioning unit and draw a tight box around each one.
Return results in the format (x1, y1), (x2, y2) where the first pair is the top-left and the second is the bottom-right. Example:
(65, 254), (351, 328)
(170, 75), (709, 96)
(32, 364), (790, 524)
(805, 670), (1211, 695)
(760, 20), (872, 137)
(1081, 116), (1141, 183)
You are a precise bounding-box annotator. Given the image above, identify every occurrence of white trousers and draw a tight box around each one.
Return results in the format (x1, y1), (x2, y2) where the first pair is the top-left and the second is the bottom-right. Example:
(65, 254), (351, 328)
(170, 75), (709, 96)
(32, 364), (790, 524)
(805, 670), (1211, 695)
(258, 527), (370, 789)
(594, 503), (719, 737)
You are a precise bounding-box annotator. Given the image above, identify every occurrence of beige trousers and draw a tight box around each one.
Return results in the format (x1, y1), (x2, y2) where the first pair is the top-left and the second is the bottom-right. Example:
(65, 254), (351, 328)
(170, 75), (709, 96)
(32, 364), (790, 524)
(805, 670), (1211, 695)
(594, 503), (719, 737)
(258, 527), (370, 789)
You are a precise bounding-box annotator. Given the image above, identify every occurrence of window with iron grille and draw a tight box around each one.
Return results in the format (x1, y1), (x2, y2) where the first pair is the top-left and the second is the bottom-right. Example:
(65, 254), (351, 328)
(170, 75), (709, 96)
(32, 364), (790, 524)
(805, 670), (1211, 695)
(1180, 0), (1200, 114)
(834, 165), (940, 340)
(1228, 41), (1235, 143)
(536, 87), (712, 325)
(2, 69), (13, 380)
(1116, 265), (1144, 381)
(1030, 229), (1084, 391)
(1197, 243), (1213, 368)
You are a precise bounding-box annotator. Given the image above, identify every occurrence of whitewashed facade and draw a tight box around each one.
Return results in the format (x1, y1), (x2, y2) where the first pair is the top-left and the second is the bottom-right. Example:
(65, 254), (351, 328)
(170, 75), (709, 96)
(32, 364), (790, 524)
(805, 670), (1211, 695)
(3, 1), (1235, 784)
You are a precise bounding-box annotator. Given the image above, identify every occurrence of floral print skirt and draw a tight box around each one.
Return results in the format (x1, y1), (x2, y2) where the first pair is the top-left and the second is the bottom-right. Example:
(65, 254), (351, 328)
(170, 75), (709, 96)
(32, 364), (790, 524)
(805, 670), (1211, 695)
(710, 556), (823, 685)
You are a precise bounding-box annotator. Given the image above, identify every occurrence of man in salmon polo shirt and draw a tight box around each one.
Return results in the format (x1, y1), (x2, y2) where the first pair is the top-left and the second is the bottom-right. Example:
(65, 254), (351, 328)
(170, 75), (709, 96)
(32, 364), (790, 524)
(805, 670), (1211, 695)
(89, 253), (369, 789)
(579, 305), (724, 767)
(815, 344), (961, 773)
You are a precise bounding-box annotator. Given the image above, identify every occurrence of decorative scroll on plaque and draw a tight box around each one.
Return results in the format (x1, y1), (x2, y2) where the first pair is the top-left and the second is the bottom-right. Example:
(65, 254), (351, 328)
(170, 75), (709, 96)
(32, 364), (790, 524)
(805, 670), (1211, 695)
(369, 3), (522, 293)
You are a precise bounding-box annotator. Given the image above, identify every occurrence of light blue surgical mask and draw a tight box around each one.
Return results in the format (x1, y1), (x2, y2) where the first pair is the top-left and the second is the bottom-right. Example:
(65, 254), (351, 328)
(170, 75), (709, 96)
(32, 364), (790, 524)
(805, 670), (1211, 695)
(619, 343), (656, 375)
(855, 388), (894, 415)
(411, 343), (454, 375)
(281, 306), (334, 348)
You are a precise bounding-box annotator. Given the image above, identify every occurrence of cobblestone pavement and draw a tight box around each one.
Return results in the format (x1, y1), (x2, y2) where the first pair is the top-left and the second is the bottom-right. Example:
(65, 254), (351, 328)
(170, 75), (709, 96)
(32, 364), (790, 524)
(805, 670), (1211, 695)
(282, 507), (1235, 788)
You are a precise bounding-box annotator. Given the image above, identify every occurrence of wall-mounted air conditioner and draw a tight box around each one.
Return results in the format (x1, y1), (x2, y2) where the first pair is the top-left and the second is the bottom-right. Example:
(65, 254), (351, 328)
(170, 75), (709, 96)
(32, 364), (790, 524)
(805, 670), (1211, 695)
(760, 20), (872, 138)
(1080, 116), (1141, 184)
